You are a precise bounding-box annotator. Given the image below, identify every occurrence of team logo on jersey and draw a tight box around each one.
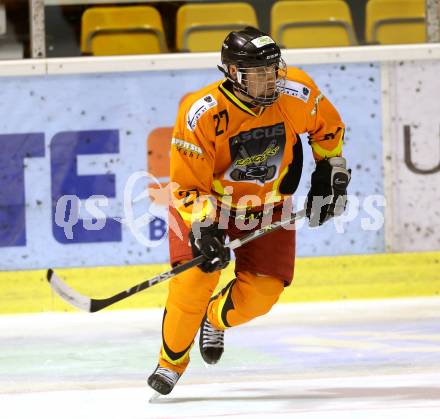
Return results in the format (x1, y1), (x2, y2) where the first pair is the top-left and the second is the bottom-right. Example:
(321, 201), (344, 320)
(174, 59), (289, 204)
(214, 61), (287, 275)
(278, 80), (311, 103)
(226, 123), (286, 184)
(186, 94), (217, 132)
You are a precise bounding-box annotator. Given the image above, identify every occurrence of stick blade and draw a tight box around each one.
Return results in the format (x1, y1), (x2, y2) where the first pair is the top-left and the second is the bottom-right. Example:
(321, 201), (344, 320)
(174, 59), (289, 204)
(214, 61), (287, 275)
(47, 269), (92, 312)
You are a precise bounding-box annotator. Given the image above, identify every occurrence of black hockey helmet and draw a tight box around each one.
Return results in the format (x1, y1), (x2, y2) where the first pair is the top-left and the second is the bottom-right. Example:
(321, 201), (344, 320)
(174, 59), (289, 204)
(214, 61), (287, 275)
(218, 27), (286, 106)
(221, 26), (282, 68)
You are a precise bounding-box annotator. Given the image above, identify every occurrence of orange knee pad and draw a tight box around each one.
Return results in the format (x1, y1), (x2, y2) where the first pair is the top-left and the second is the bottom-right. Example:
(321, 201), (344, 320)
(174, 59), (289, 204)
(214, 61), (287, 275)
(167, 265), (219, 313)
(208, 271), (284, 329)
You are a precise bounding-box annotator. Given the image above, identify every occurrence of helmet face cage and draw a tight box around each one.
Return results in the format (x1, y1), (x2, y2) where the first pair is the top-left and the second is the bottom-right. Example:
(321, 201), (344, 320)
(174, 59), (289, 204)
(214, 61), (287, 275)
(219, 28), (287, 107)
(224, 58), (287, 107)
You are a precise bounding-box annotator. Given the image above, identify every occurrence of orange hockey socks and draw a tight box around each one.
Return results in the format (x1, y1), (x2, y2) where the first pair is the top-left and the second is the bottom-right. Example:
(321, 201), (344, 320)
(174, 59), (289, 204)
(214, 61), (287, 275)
(159, 265), (220, 373)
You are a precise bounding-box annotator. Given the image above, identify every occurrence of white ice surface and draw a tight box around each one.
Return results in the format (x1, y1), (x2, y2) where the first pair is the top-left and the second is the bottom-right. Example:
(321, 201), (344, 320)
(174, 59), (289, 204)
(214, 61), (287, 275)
(1, 298), (440, 419)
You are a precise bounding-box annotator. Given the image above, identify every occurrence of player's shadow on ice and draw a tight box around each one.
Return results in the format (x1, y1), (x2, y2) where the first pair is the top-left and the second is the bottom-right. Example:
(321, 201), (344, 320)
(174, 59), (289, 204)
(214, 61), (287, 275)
(150, 386), (440, 404)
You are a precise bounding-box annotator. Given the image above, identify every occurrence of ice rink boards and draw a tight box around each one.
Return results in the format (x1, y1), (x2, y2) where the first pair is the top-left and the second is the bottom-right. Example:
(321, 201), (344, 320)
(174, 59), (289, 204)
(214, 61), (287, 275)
(1, 298), (439, 418)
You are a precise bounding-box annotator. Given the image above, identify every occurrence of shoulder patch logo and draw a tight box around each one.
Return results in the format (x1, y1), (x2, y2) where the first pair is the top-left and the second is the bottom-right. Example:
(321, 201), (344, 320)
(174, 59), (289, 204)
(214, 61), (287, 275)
(278, 80), (311, 103)
(172, 137), (203, 155)
(186, 94), (217, 132)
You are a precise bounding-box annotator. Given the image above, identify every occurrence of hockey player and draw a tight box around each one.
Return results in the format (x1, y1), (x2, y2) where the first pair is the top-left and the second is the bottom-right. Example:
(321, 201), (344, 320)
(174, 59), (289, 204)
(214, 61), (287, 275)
(148, 27), (351, 395)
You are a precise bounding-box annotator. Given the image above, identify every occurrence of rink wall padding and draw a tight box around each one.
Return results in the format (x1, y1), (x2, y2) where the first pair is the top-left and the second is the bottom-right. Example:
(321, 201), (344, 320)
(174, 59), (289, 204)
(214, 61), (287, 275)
(0, 45), (439, 301)
(0, 252), (439, 314)
(0, 61), (382, 269)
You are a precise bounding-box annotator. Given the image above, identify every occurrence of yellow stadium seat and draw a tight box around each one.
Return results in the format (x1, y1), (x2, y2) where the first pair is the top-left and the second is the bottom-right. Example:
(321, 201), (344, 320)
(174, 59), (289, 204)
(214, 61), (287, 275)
(81, 6), (167, 56)
(365, 0), (425, 44)
(176, 3), (258, 52)
(271, 0), (357, 48)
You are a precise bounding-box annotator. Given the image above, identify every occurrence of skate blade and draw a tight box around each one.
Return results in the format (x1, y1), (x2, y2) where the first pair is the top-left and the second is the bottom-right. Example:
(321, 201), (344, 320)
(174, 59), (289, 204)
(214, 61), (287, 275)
(203, 361), (216, 369)
(149, 391), (161, 403)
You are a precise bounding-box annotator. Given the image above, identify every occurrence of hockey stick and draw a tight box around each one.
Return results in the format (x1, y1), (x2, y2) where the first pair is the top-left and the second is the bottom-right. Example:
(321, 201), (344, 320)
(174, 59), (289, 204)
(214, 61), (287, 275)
(47, 208), (306, 312)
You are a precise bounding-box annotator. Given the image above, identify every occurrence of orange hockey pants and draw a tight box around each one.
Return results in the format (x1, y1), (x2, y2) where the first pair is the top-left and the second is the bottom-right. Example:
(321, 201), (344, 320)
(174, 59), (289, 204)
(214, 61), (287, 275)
(158, 267), (284, 374)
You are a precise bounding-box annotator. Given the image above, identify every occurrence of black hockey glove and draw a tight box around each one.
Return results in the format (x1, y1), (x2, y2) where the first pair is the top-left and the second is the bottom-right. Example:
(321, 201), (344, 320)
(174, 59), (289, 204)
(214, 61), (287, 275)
(306, 157), (351, 227)
(189, 222), (230, 273)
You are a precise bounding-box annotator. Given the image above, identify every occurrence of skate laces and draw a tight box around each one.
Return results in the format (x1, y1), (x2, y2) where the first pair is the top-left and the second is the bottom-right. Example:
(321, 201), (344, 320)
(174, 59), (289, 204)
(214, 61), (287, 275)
(202, 319), (224, 349)
(155, 366), (180, 386)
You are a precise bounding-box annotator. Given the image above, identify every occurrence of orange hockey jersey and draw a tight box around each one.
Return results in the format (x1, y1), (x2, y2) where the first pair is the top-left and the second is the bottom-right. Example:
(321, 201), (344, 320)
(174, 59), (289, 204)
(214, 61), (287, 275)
(170, 67), (345, 225)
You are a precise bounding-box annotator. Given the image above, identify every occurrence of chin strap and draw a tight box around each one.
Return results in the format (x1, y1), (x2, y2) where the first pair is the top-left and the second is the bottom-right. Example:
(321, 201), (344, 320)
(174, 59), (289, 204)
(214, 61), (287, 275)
(217, 64), (230, 80)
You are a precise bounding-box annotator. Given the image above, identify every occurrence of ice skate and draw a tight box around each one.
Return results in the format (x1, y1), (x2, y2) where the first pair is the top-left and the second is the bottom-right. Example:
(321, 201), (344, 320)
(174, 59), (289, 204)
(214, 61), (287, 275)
(199, 314), (224, 365)
(147, 364), (181, 396)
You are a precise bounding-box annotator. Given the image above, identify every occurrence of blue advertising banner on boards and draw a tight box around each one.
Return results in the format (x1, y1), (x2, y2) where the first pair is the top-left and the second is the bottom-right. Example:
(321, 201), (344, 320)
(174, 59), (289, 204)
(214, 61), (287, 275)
(0, 63), (383, 269)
